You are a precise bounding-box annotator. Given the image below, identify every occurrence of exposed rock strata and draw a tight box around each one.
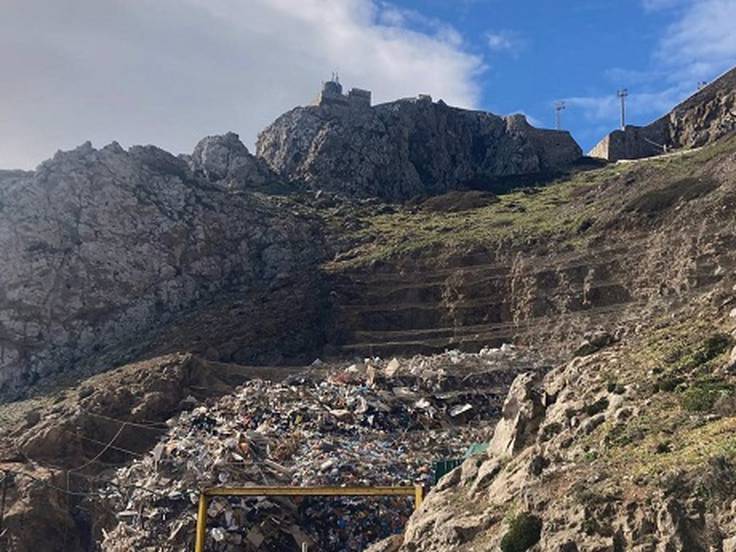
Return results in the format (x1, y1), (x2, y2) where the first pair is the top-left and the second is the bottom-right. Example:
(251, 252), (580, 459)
(324, 142), (736, 361)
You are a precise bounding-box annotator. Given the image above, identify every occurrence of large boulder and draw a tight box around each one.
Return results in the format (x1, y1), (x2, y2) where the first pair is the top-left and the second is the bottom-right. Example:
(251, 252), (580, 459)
(189, 132), (277, 189)
(487, 371), (545, 458)
(257, 98), (582, 200)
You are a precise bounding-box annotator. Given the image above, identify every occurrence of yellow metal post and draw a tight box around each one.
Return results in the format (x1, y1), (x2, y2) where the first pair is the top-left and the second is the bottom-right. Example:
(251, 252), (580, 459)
(193, 485), (424, 550)
(195, 492), (208, 552)
(203, 486), (419, 498)
(414, 485), (424, 510)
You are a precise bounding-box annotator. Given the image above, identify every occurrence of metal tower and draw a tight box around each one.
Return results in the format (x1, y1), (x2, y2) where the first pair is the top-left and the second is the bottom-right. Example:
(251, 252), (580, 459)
(617, 89), (629, 130)
(554, 101), (566, 130)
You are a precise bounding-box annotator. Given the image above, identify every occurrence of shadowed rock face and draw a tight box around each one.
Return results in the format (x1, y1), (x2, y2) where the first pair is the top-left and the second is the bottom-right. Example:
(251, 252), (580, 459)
(257, 98), (582, 200)
(0, 140), (324, 396)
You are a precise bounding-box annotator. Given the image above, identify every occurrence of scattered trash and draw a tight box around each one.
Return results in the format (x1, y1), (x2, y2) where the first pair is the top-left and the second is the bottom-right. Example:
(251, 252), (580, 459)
(100, 347), (546, 551)
(450, 404), (474, 417)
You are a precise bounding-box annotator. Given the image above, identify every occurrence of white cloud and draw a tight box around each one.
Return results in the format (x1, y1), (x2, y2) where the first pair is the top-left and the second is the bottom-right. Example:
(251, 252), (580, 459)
(655, 0), (736, 81)
(485, 30), (526, 55)
(0, 0), (484, 169)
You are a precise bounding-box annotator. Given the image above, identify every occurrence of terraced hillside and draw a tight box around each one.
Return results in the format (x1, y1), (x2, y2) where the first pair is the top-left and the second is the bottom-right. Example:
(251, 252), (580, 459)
(323, 139), (736, 361)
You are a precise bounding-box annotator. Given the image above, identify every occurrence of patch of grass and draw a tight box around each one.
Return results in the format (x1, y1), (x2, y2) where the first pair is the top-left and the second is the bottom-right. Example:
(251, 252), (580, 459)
(680, 378), (734, 412)
(675, 334), (732, 373)
(605, 410), (664, 448)
(603, 413), (736, 484)
(631, 321), (731, 383)
(625, 177), (718, 215)
(500, 512), (542, 552)
(415, 190), (499, 213)
(325, 169), (608, 269)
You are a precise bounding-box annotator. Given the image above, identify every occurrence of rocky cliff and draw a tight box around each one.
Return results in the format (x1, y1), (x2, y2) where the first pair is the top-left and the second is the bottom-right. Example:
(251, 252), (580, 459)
(391, 305), (736, 551)
(590, 66), (736, 161)
(0, 138), (324, 397)
(257, 97), (582, 200)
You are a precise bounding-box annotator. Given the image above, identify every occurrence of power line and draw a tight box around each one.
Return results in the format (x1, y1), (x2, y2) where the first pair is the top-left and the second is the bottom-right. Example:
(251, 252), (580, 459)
(78, 409), (170, 432)
(71, 421), (127, 473)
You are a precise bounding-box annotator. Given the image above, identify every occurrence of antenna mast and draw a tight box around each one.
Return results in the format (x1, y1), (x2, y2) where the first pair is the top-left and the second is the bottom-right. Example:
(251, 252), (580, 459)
(617, 89), (629, 130)
(554, 101), (566, 130)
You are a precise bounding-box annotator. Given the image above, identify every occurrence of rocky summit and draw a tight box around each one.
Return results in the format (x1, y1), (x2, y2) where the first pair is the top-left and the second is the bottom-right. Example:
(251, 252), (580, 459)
(257, 97), (582, 200)
(2, 69), (736, 552)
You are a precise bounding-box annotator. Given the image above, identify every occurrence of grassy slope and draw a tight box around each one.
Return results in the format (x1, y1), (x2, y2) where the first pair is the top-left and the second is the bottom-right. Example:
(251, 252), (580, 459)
(326, 136), (736, 271)
(580, 313), (736, 487)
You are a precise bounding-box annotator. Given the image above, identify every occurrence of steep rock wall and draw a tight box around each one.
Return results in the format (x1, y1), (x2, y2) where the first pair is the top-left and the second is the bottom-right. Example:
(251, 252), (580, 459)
(0, 140), (324, 396)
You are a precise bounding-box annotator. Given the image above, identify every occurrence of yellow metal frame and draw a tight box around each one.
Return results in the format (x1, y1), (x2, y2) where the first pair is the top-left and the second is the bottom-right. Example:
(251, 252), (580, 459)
(194, 485), (425, 552)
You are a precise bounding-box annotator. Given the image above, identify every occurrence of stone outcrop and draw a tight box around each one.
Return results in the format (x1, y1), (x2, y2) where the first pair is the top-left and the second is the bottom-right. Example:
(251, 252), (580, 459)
(0, 353), (263, 552)
(188, 132), (278, 190)
(396, 316), (736, 550)
(590, 66), (736, 161)
(0, 139), (323, 396)
(487, 371), (545, 458)
(257, 97), (582, 200)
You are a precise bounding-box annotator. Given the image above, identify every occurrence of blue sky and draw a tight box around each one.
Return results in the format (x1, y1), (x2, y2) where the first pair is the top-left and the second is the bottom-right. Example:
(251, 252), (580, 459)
(384, 0), (736, 151)
(2, 0), (735, 168)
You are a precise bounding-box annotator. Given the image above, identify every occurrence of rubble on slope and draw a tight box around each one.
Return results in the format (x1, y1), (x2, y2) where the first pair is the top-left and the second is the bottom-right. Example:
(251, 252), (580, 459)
(100, 346), (547, 551)
(396, 311), (736, 551)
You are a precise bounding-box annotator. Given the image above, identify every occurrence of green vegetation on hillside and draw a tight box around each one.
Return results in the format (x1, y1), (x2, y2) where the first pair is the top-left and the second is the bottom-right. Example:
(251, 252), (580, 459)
(501, 512), (543, 552)
(578, 314), (736, 488)
(325, 136), (736, 270)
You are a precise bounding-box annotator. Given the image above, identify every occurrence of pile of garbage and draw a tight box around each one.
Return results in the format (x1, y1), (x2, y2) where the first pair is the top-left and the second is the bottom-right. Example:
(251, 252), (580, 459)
(100, 346), (546, 551)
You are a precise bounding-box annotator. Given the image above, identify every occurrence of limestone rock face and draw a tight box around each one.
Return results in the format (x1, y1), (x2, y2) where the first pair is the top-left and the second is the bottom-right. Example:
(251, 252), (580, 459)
(487, 371), (544, 458)
(0, 141), (322, 396)
(668, 66), (736, 149)
(257, 98), (582, 200)
(189, 132), (277, 189)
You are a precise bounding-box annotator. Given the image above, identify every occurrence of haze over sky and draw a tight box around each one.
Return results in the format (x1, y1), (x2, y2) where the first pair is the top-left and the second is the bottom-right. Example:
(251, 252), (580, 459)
(2, 0), (735, 169)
